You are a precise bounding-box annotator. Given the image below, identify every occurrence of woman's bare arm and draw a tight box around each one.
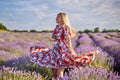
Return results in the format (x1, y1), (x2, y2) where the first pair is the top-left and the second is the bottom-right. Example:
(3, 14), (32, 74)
(68, 34), (77, 56)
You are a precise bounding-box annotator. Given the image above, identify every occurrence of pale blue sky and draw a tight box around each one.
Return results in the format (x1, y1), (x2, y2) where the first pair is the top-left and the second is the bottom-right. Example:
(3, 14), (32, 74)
(0, 0), (120, 31)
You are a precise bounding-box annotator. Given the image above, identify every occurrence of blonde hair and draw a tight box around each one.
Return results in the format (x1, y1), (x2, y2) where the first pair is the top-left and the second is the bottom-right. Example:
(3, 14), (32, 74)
(57, 12), (76, 38)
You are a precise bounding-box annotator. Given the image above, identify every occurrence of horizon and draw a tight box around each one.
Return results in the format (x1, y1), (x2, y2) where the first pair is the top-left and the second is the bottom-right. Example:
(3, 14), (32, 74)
(0, 0), (120, 31)
(5, 26), (120, 32)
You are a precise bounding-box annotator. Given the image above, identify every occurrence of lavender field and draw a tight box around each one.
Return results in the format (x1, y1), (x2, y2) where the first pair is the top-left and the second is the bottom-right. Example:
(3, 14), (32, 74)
(0, 31), (120, 80)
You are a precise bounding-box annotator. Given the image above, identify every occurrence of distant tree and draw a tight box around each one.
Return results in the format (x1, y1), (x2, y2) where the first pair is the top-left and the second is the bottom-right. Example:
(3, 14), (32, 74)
(102, 29), (120, 32)
(113, 29), (120, 32)
(30, 29), (37, 32)
(78, 30), (82, 33)
(40, 30), (53, 33)
(102, 29), (107, 32)
(11, 30), (19, 32)
(11, 30), (28, 32)
(94, 27), (99, 33)
(84, 29), (93, 33)
(116, 29), (120, 32)
(21, 30), (28, 32)
(0, 23), (8, 30)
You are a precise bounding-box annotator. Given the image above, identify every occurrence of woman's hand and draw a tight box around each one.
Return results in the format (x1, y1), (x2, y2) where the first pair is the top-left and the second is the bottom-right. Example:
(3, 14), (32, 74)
(69, 47), (78, 57)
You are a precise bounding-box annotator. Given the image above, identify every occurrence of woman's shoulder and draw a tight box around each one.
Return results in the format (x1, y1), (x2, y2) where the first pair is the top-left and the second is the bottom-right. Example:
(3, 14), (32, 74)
(64, 24), (69, 27)
(54, 25), (59, 30)
(64, 25), (71, 33)
(63, 24), (69, 30)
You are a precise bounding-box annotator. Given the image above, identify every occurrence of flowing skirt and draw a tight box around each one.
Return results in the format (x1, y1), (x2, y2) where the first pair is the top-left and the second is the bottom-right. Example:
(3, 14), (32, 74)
(29, 46), (99, 68)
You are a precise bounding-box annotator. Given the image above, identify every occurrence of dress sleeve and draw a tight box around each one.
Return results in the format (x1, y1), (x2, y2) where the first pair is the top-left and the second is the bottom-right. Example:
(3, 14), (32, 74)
(52, 25), (62, 39)
(52, 26), (57, 39)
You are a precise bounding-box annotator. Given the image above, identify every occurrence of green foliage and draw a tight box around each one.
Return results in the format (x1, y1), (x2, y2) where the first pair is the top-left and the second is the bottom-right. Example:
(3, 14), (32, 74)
(30, 29), (37, 32)
(79, 27), (120, 33)
(22, 63), (53, 80)
(78, 30), (82, 33)
(11, 30), (19, 32)
(0, 23), (8, 30)
(94, 27), (100, 33)
(0, 57), (7, 66)
(102, 29), (120, 32)
(102, 29), (107, 32)
(48, 36), (54, 41)
(84, 29), (93, 33)
(41, 30), (53, 33)
(0, 72), (42, 80)
(11, 30), (28, 32)
(90, 54), (113, 71)
(21, 30), (28, 32)
(2, 47), (23, 55)
(105, 35), (110, 39)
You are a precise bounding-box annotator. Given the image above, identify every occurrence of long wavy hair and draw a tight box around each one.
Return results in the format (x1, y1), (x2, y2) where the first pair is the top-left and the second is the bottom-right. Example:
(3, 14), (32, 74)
(57, 12), (76, 38)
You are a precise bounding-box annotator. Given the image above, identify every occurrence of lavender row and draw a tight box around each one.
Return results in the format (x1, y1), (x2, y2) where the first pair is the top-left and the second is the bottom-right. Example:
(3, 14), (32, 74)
(67, 67), (120, 80)
(75, 33), (95, 53)
(96, 33), (120, 42)
(89, 33), (120, 63)
(106, 32), (120, 38)
(0, 66), (43, 80)
(89, 33), (120, 74)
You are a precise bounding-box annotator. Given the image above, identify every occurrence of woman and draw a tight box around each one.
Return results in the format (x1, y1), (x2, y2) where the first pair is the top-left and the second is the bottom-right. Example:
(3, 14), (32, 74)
(30, 12), (99, 80)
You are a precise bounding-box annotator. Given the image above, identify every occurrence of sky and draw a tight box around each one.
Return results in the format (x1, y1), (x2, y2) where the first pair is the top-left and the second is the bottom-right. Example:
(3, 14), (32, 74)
(0, 0), (120, 31)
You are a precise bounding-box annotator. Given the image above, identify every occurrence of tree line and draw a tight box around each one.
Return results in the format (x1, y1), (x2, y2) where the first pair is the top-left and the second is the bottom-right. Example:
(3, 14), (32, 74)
(0, 23), (120, 33)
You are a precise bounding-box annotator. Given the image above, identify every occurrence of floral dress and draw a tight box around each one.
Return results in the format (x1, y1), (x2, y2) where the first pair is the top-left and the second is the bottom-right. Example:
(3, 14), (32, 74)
(30, 25), (99, 68)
